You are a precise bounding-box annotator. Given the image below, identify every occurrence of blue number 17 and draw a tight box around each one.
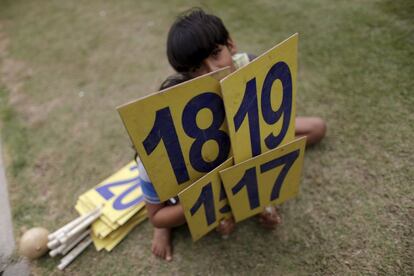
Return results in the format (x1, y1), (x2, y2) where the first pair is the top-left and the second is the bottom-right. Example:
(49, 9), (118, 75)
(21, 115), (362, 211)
(231, 149), (299, 210)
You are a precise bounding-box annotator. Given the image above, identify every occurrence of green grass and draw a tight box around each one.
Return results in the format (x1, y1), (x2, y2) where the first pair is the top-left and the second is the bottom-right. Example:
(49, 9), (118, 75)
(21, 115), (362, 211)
(0, 87), (29, 177)
(0, 0), (413, 275)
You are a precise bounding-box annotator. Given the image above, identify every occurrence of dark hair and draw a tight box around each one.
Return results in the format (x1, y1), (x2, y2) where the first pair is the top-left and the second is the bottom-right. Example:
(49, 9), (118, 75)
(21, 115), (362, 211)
(167, 8), (230, 73)
(159, 73), (191, 90)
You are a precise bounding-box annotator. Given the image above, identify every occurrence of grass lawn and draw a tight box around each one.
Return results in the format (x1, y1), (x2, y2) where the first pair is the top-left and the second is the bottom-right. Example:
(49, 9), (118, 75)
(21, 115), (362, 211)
(0, 0), (413, 275)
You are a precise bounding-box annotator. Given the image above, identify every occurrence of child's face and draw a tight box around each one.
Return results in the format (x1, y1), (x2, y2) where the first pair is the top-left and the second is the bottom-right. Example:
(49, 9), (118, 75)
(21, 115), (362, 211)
(190, 39), (237, 78)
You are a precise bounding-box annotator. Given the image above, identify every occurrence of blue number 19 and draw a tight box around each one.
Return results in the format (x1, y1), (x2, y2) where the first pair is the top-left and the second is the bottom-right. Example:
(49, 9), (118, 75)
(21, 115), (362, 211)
(233, 62), (293, 157)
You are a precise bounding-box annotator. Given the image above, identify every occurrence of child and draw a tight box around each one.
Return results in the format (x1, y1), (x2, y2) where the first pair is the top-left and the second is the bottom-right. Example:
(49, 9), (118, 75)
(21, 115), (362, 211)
(141, 8), (326, 261)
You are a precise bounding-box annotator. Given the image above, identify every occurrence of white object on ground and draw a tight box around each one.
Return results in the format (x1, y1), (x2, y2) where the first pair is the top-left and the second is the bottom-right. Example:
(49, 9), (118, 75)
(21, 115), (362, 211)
(57, 236), (92, 270)
(19, 227), (49, 260)
(47, 238), (60, 250)
(61, 229), (91, 256)
(48, 206), (101, 241)
(49, 229), (90, 257)
(58, 209), (101, 244)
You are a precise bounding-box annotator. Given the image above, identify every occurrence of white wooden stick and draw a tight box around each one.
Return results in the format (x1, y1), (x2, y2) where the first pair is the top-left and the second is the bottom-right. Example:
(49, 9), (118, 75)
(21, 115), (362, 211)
(48, 215), (86, 241)
(48, 206), (101, 241)
(57, 236), (92, 270)
(47, 238), (61, 250)
(58, 210), (101, 244)
(49, 229), (90, 257)
(49, 248), (60, 258)
(61, 229), (91, 256)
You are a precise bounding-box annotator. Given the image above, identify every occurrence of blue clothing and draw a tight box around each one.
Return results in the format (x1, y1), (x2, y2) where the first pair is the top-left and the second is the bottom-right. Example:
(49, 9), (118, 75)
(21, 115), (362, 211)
(136, 157), (161, 204)
(136, 156), (179, 205)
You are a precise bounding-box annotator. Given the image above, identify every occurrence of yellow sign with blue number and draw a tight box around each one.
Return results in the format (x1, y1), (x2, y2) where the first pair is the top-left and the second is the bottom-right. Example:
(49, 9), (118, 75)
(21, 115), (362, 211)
(219, 137), (306, 222)
(118, 67), (232, 201)
(91, 208), (147, 252)
(220, 33), (298, 164)
(75, 161), (145, 237)
(76, 161), (145, 225)
(76, 160), (148, 250)
(178, 158), (233, 241)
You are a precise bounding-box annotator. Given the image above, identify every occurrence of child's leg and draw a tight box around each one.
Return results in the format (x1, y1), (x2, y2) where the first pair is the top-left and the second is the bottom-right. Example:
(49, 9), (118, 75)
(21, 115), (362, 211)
(146, 202), (185, 261)
(152, 227), (172, 261)
(295, 117), (327, 146)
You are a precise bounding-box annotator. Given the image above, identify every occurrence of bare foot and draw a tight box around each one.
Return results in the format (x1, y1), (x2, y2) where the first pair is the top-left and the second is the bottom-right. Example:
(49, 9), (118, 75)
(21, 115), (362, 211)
(216, 217), (236, 238)
(152, 227), (172, 261)
(258, 206), (281, 229)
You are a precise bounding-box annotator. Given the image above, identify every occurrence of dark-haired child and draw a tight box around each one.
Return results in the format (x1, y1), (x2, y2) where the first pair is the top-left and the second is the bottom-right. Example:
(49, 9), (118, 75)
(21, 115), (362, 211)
(141, 8), (326, 261)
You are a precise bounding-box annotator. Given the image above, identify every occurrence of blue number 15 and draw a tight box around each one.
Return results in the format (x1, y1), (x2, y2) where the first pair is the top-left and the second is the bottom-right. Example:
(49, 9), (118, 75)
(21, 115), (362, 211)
(190, 182), (231, 226)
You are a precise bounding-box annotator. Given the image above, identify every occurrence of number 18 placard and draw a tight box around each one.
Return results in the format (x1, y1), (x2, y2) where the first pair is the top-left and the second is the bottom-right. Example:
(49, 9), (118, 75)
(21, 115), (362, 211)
(118, 68), (231, 201)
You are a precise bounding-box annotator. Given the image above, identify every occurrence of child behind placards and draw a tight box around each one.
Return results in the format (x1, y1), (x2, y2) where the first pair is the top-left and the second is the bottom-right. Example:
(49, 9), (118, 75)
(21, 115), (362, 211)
(138, 8), (327, 261)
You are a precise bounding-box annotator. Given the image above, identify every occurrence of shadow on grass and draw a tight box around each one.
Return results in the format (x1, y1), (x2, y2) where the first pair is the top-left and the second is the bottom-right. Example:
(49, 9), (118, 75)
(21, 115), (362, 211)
(379, 0), (414, 23)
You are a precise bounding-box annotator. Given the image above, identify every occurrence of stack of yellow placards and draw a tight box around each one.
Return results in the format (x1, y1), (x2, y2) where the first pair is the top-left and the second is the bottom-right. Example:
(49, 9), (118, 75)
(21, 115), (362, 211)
(75, 160), (147, 252)
(48, 160), (148, 270)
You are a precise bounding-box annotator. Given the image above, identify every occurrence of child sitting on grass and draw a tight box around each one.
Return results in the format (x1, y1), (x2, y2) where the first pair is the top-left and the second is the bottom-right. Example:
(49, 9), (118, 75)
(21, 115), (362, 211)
(139, 8), (326, 261)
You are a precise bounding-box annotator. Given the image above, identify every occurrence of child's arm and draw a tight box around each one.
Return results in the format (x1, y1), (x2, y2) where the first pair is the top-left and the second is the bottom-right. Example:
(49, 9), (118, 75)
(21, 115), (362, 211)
(146, 202), (186, 228)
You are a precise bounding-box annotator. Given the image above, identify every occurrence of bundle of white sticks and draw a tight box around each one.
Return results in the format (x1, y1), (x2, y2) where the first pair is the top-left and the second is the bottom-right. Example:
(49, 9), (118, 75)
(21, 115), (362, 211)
(47, 206), (102, 270)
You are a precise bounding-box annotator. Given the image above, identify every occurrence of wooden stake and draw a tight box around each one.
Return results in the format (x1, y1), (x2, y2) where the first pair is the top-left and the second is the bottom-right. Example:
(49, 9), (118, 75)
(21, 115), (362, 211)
(48, 206), (101, 241)
(58, 210), (101, 244)
(57, 236), (92, 270)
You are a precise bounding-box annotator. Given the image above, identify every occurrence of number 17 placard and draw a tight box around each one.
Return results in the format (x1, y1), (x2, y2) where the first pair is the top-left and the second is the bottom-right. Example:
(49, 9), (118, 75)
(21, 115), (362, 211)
(220, 137), (306, 222)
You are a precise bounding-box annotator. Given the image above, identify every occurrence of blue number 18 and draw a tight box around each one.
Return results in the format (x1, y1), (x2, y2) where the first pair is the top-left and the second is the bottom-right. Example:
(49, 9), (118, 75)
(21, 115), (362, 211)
(143, 93), (230, 185)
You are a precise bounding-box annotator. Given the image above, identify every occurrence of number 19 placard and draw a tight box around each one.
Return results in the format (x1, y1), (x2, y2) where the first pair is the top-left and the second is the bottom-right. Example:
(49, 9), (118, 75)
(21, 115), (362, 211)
(221, 34), (298, 164)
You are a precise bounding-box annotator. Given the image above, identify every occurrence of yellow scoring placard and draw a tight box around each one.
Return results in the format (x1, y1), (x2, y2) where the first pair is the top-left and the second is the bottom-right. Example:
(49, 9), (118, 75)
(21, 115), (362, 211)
(220, 34), (298, 164)
(219, 137), (306, 222)
(118, 68), (232, 201)
(77, 161), (145, 226)
(178, 158), (233, 241)
(76, 160), (147, 250)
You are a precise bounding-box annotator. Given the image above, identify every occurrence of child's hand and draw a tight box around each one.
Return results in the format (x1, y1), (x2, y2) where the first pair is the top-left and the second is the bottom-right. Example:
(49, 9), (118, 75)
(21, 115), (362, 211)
(216, 217), (235, 238)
